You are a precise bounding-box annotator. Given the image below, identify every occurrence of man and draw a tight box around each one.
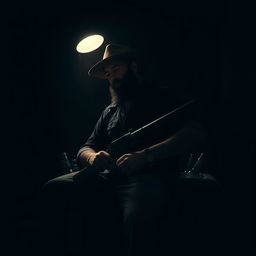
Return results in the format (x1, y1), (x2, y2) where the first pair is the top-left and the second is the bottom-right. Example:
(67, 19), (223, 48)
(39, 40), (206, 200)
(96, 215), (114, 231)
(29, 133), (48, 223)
(78, 44), (205, 173)
(41, 44), (206, 256)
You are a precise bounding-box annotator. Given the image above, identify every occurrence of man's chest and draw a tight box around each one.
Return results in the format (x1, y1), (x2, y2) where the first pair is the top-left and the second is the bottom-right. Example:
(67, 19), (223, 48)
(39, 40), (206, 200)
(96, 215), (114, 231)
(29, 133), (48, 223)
(106, 101), (175, 143)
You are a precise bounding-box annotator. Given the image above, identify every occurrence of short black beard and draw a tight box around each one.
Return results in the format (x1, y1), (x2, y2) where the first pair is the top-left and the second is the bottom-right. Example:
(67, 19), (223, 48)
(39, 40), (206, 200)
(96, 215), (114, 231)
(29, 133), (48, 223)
(109, 69), (140, 104)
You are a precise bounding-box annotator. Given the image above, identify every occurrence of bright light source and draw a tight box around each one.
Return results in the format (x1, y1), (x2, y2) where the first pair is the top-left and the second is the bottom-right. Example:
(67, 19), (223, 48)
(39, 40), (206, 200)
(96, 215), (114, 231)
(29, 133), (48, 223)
(76, 34), (104, 53)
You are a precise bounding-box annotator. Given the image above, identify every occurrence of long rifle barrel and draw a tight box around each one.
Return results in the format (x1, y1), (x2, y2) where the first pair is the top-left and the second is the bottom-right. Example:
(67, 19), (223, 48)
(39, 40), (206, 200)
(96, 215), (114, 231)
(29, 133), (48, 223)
(130, 99), (195, 137)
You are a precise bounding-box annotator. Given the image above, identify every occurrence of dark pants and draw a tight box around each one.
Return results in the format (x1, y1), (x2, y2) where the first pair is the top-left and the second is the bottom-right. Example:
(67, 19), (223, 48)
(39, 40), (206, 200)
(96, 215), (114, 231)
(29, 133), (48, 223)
(39, 170), (177, 256)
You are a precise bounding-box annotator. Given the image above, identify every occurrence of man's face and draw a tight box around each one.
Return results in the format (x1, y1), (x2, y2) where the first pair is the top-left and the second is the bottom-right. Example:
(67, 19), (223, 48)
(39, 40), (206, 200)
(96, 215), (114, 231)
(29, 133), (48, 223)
(104, 59), (130, 87)
(104, 59), (139, 101)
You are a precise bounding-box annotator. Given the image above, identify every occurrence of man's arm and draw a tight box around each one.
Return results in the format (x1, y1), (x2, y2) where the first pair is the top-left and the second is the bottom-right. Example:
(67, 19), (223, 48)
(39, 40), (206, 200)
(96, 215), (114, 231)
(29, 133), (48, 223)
(76, 105), (115, 171)
(78, 148), (115, 172)
(116, 125), (206, 175)
(78, 148), (97, 167)
(146, 125), (205, 161)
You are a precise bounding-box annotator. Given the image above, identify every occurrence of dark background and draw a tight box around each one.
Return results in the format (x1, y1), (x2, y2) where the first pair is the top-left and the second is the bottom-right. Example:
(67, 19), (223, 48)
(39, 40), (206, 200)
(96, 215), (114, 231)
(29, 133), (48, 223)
(5, 1), (253, 255)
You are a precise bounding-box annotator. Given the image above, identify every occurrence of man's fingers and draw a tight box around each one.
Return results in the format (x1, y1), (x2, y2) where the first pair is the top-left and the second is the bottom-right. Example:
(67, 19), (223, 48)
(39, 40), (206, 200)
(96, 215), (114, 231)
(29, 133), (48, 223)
(116, 156), (125, 166)
(116, 154), (131, 166)
(116, 157), (133, 175)
(92, 151), (116, 171)
(93, 159), (105, 171)
(116, 158), (126, 168)
(99, 151), (115, 164)
(95, 155), (108, 167)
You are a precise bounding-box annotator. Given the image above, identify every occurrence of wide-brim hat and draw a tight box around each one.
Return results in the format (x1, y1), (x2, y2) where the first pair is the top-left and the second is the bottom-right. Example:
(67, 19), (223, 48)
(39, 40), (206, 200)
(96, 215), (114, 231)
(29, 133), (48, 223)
(88, 44), (135, 79)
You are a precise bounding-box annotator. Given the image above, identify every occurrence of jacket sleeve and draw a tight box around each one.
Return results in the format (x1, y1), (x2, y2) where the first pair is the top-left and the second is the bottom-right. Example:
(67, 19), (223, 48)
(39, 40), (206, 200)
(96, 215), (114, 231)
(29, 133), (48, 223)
(76, 106), (114, 162)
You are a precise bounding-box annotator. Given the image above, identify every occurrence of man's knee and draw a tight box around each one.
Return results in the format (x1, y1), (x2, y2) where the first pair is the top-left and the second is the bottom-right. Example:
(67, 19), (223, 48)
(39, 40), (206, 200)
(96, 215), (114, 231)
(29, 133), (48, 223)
(40, 173), (78, 208)
(44, 172), (78, 187)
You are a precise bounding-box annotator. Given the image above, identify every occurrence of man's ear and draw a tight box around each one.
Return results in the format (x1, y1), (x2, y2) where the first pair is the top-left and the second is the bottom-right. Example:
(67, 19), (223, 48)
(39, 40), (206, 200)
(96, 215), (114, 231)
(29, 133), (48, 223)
(130, 61), (138, 73)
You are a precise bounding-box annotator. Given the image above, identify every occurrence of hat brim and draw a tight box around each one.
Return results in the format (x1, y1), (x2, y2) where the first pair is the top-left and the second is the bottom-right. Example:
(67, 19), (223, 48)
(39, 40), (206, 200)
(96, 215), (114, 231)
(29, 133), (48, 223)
(88, 53), (134, 79)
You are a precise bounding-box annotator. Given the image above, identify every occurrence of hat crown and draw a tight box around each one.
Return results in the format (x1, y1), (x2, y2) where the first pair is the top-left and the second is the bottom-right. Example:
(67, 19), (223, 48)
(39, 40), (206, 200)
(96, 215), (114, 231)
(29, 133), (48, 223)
(103, 44), (132, 60)
(88, 43), (135, 78)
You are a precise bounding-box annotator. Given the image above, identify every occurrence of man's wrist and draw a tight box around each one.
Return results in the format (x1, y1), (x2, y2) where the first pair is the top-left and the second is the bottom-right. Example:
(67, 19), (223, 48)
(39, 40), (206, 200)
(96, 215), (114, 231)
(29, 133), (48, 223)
(79, 150), (95, 167)
(86, 153), (96, 165)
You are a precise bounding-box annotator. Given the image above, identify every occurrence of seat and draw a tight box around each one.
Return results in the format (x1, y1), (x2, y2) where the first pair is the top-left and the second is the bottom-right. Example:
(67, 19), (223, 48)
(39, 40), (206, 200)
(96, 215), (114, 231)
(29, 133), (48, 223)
(179, 152), (219, 186)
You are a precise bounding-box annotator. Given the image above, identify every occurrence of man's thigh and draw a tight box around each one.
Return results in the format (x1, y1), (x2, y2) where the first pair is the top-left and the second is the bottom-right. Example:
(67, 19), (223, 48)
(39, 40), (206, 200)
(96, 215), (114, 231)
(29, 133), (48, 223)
(115, 172), (172, 221)
(114, 172), (175, 255)
(42, 170), (118, 209)
(41, 171), (123, 252)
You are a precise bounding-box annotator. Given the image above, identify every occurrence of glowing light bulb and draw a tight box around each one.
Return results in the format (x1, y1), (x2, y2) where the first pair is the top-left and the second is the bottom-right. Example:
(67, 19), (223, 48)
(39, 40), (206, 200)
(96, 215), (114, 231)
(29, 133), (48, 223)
(76, 34), (104, 53)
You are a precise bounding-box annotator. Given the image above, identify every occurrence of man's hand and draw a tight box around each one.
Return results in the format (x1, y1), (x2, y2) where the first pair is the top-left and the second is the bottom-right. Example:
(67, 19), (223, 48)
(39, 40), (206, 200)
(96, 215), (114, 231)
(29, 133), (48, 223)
(116, 151), (148, 176)
(87, 151), (116, 172)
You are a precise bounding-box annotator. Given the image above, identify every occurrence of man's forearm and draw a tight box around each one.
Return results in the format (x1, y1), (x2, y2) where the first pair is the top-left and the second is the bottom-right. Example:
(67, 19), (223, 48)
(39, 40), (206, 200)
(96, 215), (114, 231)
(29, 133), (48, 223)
(146, 127), (206, 162)
(78, 148), (96, 167)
